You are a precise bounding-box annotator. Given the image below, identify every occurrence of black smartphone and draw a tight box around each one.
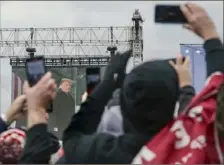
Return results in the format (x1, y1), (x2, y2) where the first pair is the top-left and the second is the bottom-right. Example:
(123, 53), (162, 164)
(155, 5), (187, 24)
(25, 56), (46, 87)
(86, 68), (101, 95)
(25, 56), (53, 113)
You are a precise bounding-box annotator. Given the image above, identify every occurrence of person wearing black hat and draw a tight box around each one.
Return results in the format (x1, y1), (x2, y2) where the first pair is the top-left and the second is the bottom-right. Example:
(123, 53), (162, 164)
(59, 3), (223, 163)
(18, 3), (224, 164)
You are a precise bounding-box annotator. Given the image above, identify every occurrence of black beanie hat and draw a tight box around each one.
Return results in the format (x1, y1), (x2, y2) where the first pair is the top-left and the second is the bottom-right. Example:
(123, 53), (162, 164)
(120, 60), (179, 135)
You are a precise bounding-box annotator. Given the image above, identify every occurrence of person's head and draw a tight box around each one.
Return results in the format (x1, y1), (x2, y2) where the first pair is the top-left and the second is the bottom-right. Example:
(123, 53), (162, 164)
(59, 78), (73, 93)
(120, 60), (179, 135)
(0, 128), (26, 164)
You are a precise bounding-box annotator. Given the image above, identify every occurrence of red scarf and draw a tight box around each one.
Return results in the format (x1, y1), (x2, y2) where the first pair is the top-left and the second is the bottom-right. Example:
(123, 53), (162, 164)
(132, 72), (224, 164)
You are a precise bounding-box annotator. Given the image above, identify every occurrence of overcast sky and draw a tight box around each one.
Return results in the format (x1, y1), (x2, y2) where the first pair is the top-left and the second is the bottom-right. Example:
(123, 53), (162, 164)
(1, 1), (223, 61)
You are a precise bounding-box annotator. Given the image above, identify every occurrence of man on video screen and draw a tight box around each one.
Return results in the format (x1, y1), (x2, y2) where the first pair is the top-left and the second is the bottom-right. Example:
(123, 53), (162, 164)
(48, 78), (75, 139)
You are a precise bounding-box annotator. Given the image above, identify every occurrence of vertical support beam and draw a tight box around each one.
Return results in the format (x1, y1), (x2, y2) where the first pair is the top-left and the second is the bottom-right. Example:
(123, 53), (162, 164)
(107, 26), (117, 57)
(132, 9), (144, 67)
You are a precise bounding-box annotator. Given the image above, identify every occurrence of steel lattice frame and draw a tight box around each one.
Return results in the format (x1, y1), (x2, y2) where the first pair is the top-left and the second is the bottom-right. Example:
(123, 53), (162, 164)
(10, 56), (111, 68)
(131, 9), (144, 66)
(0, 27), (132, 57)
(0, 11), (144, 67)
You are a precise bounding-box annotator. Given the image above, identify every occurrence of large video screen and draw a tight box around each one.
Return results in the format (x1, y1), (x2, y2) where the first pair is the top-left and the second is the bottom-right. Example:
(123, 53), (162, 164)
(12, 67), (86, 104)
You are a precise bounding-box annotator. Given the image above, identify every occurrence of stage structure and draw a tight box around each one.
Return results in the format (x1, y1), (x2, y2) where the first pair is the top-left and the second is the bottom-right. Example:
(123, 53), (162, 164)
(132, 9), (144, 66)
(0, 10), (144, 67)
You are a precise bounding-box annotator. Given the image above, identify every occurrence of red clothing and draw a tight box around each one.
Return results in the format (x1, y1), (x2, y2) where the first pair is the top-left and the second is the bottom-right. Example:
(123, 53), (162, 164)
(0, 128), (26, 163)
(132, 72), (224, 164)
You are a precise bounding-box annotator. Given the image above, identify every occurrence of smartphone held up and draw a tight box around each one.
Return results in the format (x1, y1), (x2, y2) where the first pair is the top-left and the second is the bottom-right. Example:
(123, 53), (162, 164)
(25, 56), (46, 87)
(86, 68), (101, 95)
(155, 4), (187, 24)
(25, 56), (53, 113)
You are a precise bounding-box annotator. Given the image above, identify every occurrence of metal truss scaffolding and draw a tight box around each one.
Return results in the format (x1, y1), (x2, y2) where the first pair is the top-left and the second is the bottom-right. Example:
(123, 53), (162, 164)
(0, 10), (144, 67)
(10, 56), (111, 68)
(131, 9), (144, 66)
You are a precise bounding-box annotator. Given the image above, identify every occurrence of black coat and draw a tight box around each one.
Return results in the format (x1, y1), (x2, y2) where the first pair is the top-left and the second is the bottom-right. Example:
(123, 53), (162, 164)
(48, 89), (75, 140)
(19, 39), (224, 164)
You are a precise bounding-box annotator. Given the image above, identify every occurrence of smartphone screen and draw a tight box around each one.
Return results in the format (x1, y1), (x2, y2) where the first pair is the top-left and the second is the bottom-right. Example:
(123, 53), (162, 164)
(25, 56), (46, 87)
(155, 5), (187, 24)
(86, 68), (100, 95)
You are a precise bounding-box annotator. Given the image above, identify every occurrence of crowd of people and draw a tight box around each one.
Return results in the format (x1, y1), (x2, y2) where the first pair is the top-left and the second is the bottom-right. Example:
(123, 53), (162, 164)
(0, 2), (224, 164)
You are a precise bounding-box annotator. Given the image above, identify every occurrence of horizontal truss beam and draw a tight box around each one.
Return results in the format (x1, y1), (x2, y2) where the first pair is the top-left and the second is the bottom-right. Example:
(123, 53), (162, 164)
(0, 26), (132, 57)
(10, 56), (111, 68)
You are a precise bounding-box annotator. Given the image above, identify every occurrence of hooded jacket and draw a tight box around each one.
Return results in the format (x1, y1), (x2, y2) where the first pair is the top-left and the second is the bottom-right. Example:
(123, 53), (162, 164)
(19, 38), (223, 164)
(97, 86), (195, 136)
(97, 89), (123, 136)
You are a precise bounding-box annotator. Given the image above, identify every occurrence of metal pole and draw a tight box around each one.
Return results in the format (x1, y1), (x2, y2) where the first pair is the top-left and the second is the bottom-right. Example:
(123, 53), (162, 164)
(26, 28), (36, 58)
(191, 47), (195, 89)
(74, 68), (77, 113)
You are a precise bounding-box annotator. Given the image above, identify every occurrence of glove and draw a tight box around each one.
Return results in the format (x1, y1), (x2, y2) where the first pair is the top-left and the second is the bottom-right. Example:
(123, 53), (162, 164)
(103, 50), (132, 88)
(88, 50), (132, 106)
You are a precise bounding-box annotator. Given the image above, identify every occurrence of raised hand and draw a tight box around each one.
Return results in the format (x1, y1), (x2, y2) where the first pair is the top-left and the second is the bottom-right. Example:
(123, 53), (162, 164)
(169, 56), (192, 88)
(5, 95), (27, 124)
(103, 50), (132, 88)
(181, 2), (218, 40)
(23, 72), (57, 128)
